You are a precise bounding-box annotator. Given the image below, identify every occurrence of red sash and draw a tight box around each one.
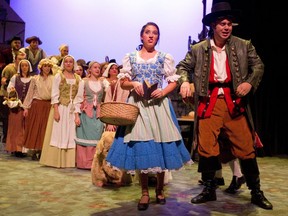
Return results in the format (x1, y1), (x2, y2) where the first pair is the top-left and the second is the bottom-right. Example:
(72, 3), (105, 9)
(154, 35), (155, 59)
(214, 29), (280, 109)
(197, 54), (245, 118)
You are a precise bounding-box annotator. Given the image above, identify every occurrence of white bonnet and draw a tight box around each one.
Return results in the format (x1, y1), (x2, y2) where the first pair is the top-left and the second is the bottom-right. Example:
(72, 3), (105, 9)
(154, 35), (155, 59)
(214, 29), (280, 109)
(102, 62), (118, 78)
(88, 61), (100, 69)
(59, 44), (69, 51)
(17, 59), (33, 74)
(60, 55), (78, 71)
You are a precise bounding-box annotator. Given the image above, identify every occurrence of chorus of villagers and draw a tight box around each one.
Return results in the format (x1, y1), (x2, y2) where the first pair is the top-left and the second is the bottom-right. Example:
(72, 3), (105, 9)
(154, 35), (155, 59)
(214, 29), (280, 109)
(2, 25), (194, 214)
(1, 36), (142, 185)
(1, 4), (273, 209)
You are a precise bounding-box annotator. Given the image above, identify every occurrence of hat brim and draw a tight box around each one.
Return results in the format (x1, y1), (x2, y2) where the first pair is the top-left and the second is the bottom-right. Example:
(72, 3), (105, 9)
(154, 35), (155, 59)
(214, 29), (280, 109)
(202, 10), (240, 26)
(25, 37), (42, 45)
(7, 36), (22, 45)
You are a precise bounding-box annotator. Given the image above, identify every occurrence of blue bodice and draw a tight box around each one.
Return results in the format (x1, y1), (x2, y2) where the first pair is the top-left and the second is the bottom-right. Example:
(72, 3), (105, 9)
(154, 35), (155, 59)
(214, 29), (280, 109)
(129, 51), (166, 88)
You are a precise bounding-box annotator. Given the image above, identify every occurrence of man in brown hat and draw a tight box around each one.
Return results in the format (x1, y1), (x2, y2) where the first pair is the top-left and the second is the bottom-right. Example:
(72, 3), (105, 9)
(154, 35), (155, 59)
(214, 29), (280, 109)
(176, 0), (273, 210)
(20, 36), (47, 76)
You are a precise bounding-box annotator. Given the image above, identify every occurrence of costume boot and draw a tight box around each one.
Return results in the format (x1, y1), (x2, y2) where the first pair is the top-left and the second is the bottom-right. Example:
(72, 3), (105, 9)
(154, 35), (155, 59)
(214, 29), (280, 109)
(224, 175), (246, 194)
(155, 172), (166, 204)
(240, 158), (273, 210)
(191, 179), (217, 203)
(137, 173), (150, 211)
(192, 169), (217, 204)
(197, 156), (222, 186)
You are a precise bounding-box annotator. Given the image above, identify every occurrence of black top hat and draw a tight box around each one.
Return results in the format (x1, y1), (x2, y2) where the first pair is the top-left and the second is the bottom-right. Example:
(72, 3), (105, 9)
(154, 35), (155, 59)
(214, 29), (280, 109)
(7, 36), (22, 44)
(202, 0), (239, 26)
(25, 36), (42, 45)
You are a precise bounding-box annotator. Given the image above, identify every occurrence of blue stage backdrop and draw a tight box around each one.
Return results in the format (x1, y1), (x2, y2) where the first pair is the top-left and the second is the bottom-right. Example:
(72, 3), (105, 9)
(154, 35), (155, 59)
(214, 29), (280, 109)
(10, 0), (212, 64)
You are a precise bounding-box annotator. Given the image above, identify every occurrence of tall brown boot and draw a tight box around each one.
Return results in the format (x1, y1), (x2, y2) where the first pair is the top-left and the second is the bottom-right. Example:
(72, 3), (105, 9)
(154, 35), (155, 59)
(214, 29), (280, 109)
(155, 172), (166, 205)
(137, 173), (150, 211)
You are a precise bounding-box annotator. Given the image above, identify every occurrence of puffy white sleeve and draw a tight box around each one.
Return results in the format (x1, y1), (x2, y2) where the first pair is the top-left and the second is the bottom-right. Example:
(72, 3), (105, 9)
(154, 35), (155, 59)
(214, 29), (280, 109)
(73, 79), (84, 113)
(22, 77), (36, 109)
(117, 53), (132, 80)
(7, 74), (16, 93)
(164, 53), (180, 83)
(102, 78), (110, 91)
(51, 73), (61, 105)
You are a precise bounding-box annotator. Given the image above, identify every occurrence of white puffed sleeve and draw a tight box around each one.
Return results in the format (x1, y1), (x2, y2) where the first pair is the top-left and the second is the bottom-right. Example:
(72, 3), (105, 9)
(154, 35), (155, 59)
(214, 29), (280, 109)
(22, 77), (36, 109)
(117, 53), (132, 80)
(163, 53), (180, 83)
(102, 78), (110, 91)
(7, 75), (16, 93)
(73, 79), (84, 113)
(51, 73), (61, 105)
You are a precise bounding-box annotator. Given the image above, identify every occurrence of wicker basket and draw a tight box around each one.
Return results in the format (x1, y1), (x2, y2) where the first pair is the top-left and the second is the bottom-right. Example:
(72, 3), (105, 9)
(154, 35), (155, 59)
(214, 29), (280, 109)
(99, 101), (139, 126)
(99, 80), (139, 126)
(3, 90), (23, 109)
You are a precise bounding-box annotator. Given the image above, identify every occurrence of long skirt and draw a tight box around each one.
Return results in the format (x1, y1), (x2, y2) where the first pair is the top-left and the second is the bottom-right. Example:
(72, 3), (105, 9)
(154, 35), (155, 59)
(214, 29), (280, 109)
(23, 99), (51, 150)
(106, 99), (193, 174)
(75, 109), (104, 169)
(39, 107), (76, 168)
(5, 107), (25, 153)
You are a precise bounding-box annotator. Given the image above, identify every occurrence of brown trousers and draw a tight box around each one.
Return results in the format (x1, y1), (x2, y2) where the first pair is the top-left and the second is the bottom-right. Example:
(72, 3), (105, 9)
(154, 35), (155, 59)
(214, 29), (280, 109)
(198, 97), (256, 160)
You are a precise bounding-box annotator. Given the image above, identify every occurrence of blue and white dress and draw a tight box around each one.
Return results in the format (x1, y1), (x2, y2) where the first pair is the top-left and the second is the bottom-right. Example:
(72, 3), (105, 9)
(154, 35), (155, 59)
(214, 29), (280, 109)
(106, 51), (193, 174)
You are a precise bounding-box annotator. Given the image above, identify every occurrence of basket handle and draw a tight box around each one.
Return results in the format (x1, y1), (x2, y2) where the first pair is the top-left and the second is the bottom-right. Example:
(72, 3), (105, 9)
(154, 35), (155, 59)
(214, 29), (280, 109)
(7, 89), (19, 100)
(111, 79), (121, 102)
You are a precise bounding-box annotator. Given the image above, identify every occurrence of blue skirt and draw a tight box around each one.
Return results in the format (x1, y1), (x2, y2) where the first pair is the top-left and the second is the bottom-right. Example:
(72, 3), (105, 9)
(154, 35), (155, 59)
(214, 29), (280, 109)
(106, 100), (192, 173)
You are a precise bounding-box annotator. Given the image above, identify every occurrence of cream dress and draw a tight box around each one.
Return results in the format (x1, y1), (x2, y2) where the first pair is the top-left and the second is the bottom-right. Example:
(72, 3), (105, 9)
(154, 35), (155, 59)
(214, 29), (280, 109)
(39, 73), (84, 168)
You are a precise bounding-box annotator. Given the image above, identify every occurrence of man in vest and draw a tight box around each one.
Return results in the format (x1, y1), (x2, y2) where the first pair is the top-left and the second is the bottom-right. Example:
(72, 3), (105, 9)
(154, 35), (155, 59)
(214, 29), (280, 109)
(176, 0), (273, 210)
(20, 36), (47, 76)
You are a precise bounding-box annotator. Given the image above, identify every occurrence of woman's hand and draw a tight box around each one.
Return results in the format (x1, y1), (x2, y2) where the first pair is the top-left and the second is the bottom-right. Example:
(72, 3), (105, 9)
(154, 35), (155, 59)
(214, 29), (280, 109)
(8, 87), (16, 92)
(23, 109), (28, 117)
(54, 111), (60, 122)
(133, 82), (144, 96)
(75, 113), (81, 126)
(105, 124), (117, 132)
(151, 88), (164, 99)
(53, 104), (60, 122)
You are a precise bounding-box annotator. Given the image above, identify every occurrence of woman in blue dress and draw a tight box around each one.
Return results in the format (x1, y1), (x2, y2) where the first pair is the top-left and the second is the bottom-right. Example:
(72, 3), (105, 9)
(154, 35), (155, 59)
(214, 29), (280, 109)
(106, 22), (193, 211)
